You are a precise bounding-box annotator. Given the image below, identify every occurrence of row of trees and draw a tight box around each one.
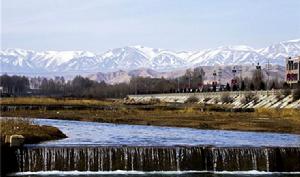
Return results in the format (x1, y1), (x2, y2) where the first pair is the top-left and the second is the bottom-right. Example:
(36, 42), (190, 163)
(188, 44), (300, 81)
(0, 67), (297, 98)
(0, 74), (177, 98)
(33, 76), (131, 98)
(0, 75), (29, 95)
(0, 67), (207, 98)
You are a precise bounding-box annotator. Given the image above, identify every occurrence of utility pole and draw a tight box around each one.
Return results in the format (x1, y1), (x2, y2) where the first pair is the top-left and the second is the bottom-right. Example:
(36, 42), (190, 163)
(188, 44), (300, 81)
(189, 76), (191, 90)
(135, 79), (137, 95)
(218, 67), (222, 86)
(213, 70), (217, 92)
(256, 62), (261, 70)
(232, 66), (237, 78)
(267, 59), (270, 92)
(256, 62), (261, 91)
(239, 66), (243, 79)
(177, 77), (180, 93)
(238, 66), (243, 89)
(232, 66), (237, 91)
(188, 72), (191, 92)
(213, 70), (217, 83)
(218, 67), (222, 84)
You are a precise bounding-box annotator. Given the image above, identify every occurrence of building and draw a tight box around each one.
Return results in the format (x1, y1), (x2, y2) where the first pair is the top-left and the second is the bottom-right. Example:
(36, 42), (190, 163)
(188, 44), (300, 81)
(286, 56), (300, 86)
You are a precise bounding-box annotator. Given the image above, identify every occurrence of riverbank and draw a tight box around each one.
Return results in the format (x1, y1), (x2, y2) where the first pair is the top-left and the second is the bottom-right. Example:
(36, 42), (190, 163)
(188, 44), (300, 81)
(1, 97), (300, 134)
(0, 118), (67, 144)
(0, 118), (67, 176)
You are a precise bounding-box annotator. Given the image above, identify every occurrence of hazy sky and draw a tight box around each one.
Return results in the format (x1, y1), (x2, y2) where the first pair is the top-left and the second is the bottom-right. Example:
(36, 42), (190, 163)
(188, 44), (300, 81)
(2, 0), (300, 52)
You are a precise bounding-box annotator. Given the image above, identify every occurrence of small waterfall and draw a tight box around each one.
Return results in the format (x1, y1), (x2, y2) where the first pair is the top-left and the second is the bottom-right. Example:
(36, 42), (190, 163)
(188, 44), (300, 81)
(16, 146), (300, 172)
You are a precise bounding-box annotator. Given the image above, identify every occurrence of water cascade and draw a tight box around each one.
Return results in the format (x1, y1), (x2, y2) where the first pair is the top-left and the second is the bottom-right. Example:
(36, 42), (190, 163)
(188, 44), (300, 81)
(16, 146), (300, 172)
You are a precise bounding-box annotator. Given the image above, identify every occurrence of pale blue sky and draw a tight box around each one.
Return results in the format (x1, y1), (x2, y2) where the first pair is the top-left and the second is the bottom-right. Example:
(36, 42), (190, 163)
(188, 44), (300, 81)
(2, 0), (300, 52)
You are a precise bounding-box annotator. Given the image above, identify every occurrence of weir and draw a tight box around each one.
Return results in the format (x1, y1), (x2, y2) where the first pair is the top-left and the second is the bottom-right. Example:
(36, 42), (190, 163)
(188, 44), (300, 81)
(16, 146), (300, 172)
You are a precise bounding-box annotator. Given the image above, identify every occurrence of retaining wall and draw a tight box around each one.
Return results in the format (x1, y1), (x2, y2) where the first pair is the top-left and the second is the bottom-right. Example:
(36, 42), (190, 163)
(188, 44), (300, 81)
(128, 90), (300, 109)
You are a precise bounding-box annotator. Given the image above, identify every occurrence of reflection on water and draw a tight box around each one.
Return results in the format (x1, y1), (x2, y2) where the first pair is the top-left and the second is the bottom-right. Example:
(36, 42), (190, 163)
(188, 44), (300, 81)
(33, 119), (300, 147)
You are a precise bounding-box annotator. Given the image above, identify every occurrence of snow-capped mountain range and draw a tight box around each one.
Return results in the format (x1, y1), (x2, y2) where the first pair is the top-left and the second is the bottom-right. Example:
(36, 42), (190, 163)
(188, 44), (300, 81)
(1, 39), (300, 75)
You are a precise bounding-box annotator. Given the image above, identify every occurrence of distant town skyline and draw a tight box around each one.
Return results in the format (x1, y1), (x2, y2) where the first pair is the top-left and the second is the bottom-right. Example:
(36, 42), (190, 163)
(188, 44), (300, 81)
(2, 0), (300, 52)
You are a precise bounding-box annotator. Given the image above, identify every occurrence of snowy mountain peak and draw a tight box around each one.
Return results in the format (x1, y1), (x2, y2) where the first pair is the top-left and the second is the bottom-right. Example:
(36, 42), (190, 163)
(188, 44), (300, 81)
(258, 38), (300, 60)
(217, 45), (255, 51)
(1, 39), (300, 75)
(40, 51), (96, 64)
(283, 38), (300, 43)
(3, 48), (34, 56)
(128, 45), (163, 59)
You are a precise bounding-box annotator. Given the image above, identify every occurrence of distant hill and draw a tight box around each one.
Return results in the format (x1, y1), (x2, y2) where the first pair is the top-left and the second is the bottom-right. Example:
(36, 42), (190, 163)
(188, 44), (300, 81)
(88, 65), (285, 85)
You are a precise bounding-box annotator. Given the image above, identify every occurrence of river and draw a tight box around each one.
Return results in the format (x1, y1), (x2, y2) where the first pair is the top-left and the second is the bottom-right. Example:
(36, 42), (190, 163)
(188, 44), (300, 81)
(11, 118), (300, 177)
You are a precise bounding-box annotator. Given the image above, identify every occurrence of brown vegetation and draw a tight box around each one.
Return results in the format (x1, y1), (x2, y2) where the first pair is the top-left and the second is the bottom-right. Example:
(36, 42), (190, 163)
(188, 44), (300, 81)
(293, 87), (300, 101)
(282, 88), (292, 97)
(241, 92), (259, 105)
(221, 93), (234, 103)
(184, 96), (199, 104)
(0, 118), (67, 144)
(0, 97), (118, 106)
(1, 97), (300, 134)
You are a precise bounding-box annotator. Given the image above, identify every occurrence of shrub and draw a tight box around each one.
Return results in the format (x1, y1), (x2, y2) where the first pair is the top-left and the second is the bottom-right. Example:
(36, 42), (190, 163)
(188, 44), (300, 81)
(203, 97), (211, 103)
(292, 88), (300, 101)
(241, 92), (259, 105)
(221, 93), (234, 104)
(282, 88), (292, 97)
(214, 97), (220, 104)
(149, 97), (161, 104)
(275, 92), (285, 101)
(185, 96), (199, 104)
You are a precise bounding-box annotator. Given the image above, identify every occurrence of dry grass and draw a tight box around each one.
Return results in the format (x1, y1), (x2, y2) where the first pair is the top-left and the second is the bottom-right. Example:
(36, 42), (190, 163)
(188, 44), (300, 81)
(1, 97), (300, 134)
(0, 97), (118, 106)
(255, 108), (300, 119)
(0, 118), (66, 144)
(2, 106), (300, 134)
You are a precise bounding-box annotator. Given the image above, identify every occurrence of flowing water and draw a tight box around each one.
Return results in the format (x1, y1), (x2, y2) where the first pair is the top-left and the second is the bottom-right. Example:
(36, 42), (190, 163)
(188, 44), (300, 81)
(12, 171), (300, 177)
(31, 119), (300, 147)
(10, 118), (300, 177)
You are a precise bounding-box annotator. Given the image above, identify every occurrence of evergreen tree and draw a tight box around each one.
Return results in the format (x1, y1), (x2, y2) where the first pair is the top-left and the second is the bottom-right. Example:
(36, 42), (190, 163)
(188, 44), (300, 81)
(226, 83), (231, 91)
(240, 81), (245, 91)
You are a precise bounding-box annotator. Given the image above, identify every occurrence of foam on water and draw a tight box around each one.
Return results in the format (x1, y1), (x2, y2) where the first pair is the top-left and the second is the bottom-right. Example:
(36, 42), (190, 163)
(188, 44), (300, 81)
(11, 170), (300, 176)
(8, 118), (300, 176)
(215, 170), (300, 174)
